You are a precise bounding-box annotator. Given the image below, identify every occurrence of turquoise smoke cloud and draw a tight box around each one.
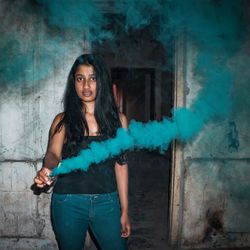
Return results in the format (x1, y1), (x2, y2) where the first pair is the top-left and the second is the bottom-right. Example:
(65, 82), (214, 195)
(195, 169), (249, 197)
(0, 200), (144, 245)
(36, 0), (112, 42)
(51, 118), (173, 175)
(0, 0), (245, 175)
(52, 0), (246, 176)
(0, 0), (111, 86)
(51, 107), (217, 176)
(51, 107), (205, 175)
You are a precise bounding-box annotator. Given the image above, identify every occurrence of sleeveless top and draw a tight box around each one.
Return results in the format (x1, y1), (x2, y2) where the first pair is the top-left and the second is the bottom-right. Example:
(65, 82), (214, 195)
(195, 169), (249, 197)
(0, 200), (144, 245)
(53, 135), (127, 194)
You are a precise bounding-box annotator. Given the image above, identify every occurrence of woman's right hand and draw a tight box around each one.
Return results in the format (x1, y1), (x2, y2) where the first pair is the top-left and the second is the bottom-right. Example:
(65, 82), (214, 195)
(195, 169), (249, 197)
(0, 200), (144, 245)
(34, 167), (53, 188)
(33, 113), (64, 189)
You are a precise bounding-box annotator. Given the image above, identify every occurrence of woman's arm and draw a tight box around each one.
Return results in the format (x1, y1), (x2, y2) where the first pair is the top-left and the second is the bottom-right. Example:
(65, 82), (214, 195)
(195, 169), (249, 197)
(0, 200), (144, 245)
(34, 113), (65, 188)
(115, 113), (131, 238)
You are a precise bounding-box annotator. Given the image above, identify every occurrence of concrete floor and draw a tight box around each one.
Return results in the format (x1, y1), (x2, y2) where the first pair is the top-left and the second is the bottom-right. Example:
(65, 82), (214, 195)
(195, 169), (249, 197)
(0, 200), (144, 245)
(127, 150), (171, 250)
(125, 150), (250, 250)
(85, 149), (250, 250)
(166, 248), (250, 250)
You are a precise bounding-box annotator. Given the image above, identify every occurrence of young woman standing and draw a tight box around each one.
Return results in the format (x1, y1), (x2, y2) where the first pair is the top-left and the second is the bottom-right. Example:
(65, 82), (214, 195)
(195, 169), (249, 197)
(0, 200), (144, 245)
(34, 54), (131, 250)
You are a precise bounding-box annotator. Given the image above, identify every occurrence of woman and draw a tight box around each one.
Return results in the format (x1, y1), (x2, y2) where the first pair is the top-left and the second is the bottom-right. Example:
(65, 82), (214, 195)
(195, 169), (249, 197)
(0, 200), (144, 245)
(33, 54), (131, 250)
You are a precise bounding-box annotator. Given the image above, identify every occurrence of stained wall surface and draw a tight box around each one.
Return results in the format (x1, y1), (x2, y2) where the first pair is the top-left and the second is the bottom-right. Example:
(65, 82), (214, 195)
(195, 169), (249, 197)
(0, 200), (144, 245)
(180, 40), (250, 249)
(0, 1), (91, 249)
(0, 1), (170, 250)
(1, 1), (250, 250)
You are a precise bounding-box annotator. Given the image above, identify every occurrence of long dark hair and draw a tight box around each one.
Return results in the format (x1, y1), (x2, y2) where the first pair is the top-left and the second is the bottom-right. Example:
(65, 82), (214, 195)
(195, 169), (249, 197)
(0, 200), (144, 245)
(55, 54), (121, 157)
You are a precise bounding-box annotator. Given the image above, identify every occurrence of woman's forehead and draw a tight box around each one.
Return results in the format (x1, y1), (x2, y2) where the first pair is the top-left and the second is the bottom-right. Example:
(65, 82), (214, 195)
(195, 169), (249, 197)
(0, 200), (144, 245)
(75, 64), (95, 75)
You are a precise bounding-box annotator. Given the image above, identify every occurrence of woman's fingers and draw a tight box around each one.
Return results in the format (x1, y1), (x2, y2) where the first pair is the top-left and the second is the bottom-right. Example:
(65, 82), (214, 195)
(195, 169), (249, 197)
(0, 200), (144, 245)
(121, 223), (131, 238)
(121, 227), (129, 237)
(33, 176), (46, 188)
(121, 214), (131, 238)
(34, 167), (52, 186)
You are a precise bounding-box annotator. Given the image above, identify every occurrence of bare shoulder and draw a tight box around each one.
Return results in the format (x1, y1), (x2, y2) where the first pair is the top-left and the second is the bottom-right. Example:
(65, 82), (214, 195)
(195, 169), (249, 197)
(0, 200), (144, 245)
(119, 113), (128, 128)
(50, 112), (65, 133)
(53, 112), (64, 123)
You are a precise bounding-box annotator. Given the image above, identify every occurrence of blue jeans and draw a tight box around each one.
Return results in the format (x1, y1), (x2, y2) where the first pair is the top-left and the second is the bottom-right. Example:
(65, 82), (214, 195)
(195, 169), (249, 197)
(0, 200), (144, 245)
(51, 192), (127, 250)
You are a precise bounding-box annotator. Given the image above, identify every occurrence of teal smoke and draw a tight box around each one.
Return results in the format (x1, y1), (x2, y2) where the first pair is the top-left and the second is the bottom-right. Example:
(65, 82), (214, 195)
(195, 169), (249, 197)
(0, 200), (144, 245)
(51, 109), (209, 176)
(51, 0), (246, 176)
(0, 0), (246, 174)
(36, 0), (112, 42)
(0, 0), (111, 86)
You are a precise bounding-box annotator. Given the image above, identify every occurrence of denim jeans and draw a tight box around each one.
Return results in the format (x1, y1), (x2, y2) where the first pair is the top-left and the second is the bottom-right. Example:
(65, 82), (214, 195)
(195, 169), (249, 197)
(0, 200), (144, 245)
(51, 191), (128, 250)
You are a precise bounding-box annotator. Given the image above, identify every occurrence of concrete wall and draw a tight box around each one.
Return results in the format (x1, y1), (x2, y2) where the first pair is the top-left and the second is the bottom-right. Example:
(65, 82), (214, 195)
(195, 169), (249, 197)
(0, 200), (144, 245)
(1, 1), (250, 250)
(0, 1), (170, 249)
(179, 39), (250, 249)
(0, 1), (92, 249)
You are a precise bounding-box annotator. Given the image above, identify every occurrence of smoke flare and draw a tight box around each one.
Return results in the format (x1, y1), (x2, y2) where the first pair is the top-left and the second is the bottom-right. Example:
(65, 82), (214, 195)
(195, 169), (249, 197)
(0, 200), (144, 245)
(51, 0), (246, 176)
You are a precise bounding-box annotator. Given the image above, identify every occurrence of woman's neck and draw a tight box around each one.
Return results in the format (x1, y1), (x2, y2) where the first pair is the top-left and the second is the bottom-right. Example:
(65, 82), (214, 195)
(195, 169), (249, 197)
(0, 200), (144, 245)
(83, 101), (95, 115)
(83, 101), (99, 136)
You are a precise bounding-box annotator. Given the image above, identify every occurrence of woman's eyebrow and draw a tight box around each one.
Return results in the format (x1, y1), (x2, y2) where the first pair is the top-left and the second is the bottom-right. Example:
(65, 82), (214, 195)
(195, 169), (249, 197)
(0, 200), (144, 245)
(75, 73), (96, 76)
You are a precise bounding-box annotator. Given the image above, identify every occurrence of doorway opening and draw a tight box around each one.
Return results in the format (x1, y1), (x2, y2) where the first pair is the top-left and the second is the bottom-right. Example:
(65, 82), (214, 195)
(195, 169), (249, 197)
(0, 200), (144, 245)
(111, 67), (173, 249)
(92, 14), (175, 250)
(112, 68), (155, 122)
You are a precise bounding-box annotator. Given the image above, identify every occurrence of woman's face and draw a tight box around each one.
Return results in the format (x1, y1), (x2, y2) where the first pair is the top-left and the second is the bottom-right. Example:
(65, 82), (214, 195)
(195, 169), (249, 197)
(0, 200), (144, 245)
(74, 64), (97, 103)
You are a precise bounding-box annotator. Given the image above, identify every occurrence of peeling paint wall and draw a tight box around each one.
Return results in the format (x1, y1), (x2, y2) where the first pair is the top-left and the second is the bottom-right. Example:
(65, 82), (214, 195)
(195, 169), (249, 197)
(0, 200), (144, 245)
(0, 1), (92, 249)
(0, 1), (169, 250)
(180, 39), (250, 249)
(1, 1), (250, 249)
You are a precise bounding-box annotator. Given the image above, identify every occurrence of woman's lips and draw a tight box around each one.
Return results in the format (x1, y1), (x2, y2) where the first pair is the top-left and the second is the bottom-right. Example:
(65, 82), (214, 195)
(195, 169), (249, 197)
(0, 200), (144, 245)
(82, 91), (92, 97)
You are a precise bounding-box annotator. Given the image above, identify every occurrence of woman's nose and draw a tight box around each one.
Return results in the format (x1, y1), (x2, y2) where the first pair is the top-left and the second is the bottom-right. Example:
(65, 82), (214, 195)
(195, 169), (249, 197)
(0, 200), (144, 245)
(83, 80), (90, 89)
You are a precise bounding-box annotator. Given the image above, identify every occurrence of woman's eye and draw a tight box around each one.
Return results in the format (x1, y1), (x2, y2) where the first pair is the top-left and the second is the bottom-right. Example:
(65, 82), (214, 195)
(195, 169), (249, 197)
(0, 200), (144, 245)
(76, 77), (83, 81)
(90, 76), (96, 81)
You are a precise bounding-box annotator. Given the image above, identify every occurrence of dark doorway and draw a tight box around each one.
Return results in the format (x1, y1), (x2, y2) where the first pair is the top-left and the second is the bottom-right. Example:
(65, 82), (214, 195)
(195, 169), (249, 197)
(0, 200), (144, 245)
(92, 14), (174, 250)
(112, 68), (155, 122)
(111, 67), (172, 250)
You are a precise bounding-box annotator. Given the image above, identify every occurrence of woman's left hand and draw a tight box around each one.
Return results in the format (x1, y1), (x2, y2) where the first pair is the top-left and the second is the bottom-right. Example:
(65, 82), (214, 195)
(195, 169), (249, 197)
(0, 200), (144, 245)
(120, 212), (131, 238)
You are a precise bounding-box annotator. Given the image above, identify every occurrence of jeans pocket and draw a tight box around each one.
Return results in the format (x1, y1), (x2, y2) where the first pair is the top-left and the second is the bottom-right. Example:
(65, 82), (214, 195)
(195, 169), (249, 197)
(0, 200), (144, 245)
(52, 193), (70, 204)
(105, 196), (121, 214)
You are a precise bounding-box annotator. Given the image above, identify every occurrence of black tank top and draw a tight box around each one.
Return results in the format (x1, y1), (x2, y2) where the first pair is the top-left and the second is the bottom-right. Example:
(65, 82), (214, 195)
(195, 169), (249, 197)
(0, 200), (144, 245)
(53, 135), (117, 194)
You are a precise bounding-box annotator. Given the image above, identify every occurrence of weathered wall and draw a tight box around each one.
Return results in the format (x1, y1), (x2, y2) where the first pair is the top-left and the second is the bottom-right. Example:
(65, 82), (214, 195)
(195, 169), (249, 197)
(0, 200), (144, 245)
(1, 1), (250, 250)
(0, 1), (171, 250)
(180, 39), (250, 249)
(0, 1), (91, 249)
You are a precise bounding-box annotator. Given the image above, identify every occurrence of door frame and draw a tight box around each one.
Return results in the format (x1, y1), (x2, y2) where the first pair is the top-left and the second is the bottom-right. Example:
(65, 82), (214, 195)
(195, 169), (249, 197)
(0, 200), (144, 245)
(168, 34), (187, 248)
